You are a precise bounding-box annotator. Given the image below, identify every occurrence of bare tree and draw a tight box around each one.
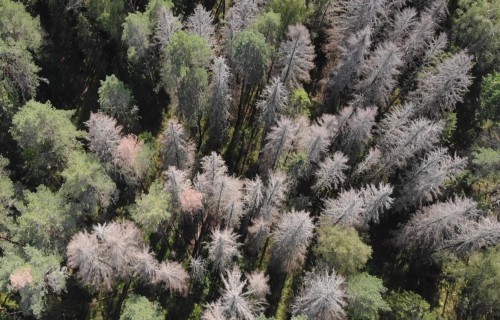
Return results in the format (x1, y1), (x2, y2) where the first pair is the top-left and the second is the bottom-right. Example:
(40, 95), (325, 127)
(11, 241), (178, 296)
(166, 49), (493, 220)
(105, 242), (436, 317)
(219, 267), (265, 320)
(300, 122), (332, 165)
(277, 24), (316, 88)
(342, 106), (377, 155)
(189, 256), (207, 283)
(361, 182), (394, 224)
(161, 119), (195, 170)
(207, 57), (232, 149)
(154, 6), (182, 50)
(398, 148), (467, 208)
(247, 217), (271, 254)
(387, 8), (417, 44)
(246, 271), (270, 301)
(133, 248), (158, 283)
(243, 176), (264, 219)
(375, 103), (414, 149)
(353, 147), (382, 177)
(292, 269), (347, 320)
(186, 4), (216, 48)
(154, 261), (189, 296)
(258, 77), (289, 133)
(397, 197), (480, 253)
(409, 51), (474, 118)
(339, 0), (387, 37)
(325, 27), (371, 108)
(323, 189), (365, 229)
(202, 301), (225, 320)
(313, 152), (350, 191)
(355, 41), (402, 107)
(270, 210), (315, 273)
(261, 116), (299, 171)
(164, 166), (191, 207)
(85, 112), (122, 164)
(260, 171), (289, 222)
(207, 228), (241, 271)
(447, 217), (500, 256)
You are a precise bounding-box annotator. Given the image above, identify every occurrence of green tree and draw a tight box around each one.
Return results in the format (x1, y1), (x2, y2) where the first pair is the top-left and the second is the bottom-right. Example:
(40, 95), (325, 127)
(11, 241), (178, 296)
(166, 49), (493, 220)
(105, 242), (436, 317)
(286, 88), (311, 117)
(84, 0), (128, 40)
(98, 74), (138, 130)
(383, 291), (438, 320)
(59, 151), (117, 217)
(120, 294), (164, 320)
(253, 11), (282, 46)
(122, 11), (151, 64)
(0, 155), (15, 234)
(453, 246), (500, 319)
(478, 72), (500, 123)
(10, 100), (84, 185)
(313, 219), (372, 275)
(346, 273), (390, 320)
(453, 0), (500, 73)
(14, 186), (74, 252)
(131, 180), (171, 235)
(270, 0), (310, 37)
(0, 246), (66, 318)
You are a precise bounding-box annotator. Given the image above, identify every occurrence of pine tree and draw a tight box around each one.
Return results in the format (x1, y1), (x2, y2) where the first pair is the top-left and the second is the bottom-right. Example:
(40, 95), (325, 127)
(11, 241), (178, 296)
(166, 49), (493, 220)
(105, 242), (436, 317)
(164, 166), (191, 207)
(258, 77), (289, 133)
(448, 217), (500, 256)
(261, 116), (300, 171)
(207, 228), (241, 271)
(387, 8), (417, 44)
(361, 182), (393, 224)
(98, 75), (138, 130)
(300, 121), (331, 164)
(186, 4), (216, 48)
(277, 24), (315, 88)
(410, 52), (474, 118)
(161, 119), (195, 170)
(292, 269), (347, 320)
(207, 57), (232, 149)
(341, 106), (377, 156)
(397, 197), (479, 253)
(323, 189), (365, 229)
(270, 210), (314, 273)
(355, 41), (402, 107)
(313, 151), (350, 191)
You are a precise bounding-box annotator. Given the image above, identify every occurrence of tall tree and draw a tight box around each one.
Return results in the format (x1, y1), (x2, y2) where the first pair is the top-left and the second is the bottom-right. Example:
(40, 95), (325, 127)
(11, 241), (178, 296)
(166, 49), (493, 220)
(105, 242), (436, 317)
(270, 210), (314, 273)
(186, 4), (216, 48)
(206, 228), (241, 271)
(207, 57), (232, 149)
(160, 119), (195, 170)
(85, 112), (123, 165)
(258, 77), (289, 134)
(277, 24), (315, 88)
(98, 75), (139, 131)
(313, 151), (349, 191)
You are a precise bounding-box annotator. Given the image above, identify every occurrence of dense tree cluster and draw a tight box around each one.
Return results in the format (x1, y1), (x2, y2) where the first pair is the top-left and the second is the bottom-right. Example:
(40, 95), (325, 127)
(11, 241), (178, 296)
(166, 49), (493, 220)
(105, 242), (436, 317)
(0, 0), (498, 319)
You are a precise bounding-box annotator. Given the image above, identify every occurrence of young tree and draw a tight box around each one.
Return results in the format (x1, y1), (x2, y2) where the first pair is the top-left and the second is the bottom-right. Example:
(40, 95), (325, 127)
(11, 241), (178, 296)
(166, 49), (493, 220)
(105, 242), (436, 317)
(10, 100), (84, 185)
(292, 269), (347, 320)
(207, 57), (232, 149)
(397, 197), (479, 253)
(313, 152), (350, 191)
(277, 24), (315, 88)
(189, 256), (207, 283)
(409, 52), (474, 118)
(160, 119), (195, 170)
(85, 112), (123, 165)
(206, 228), (241, 271)
(355, 41), (402, 107)
(270, 210), (314, 273)
(98, 75), (139, 130)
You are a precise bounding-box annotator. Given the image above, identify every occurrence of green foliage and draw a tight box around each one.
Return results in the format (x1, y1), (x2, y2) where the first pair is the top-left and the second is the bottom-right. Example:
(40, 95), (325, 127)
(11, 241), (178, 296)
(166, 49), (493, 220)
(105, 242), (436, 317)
(15, 186), (74, 252)
(122, 11), (151, 63)
(472, 147), (500, 168)
(0, 0), (42, 51)
(0, 246), (66, 318)
(253, 11), (282, 46)
(84, 0), (127, 40)
(163, 31), (211, 87)
(346, 273), (390, 320)
(0, 155), (14, 225)
(442, 112), (457, 145)
(59, 151), (117, 216)
(270, 0), (310, 36)
(231, 29), (272, 86)
(478, 72), (500, 122)
(451, 245), (500, 319)
(286, 88), (311, 117)
(120, 294), (164, 320)
(131, 180), (171, 235)
(314, 220), (372, 275)
(453, 0), (500, 73)
(10, 100), (84, 185)
(98, 74), (138, 130)
(384, 291), (438, 320)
